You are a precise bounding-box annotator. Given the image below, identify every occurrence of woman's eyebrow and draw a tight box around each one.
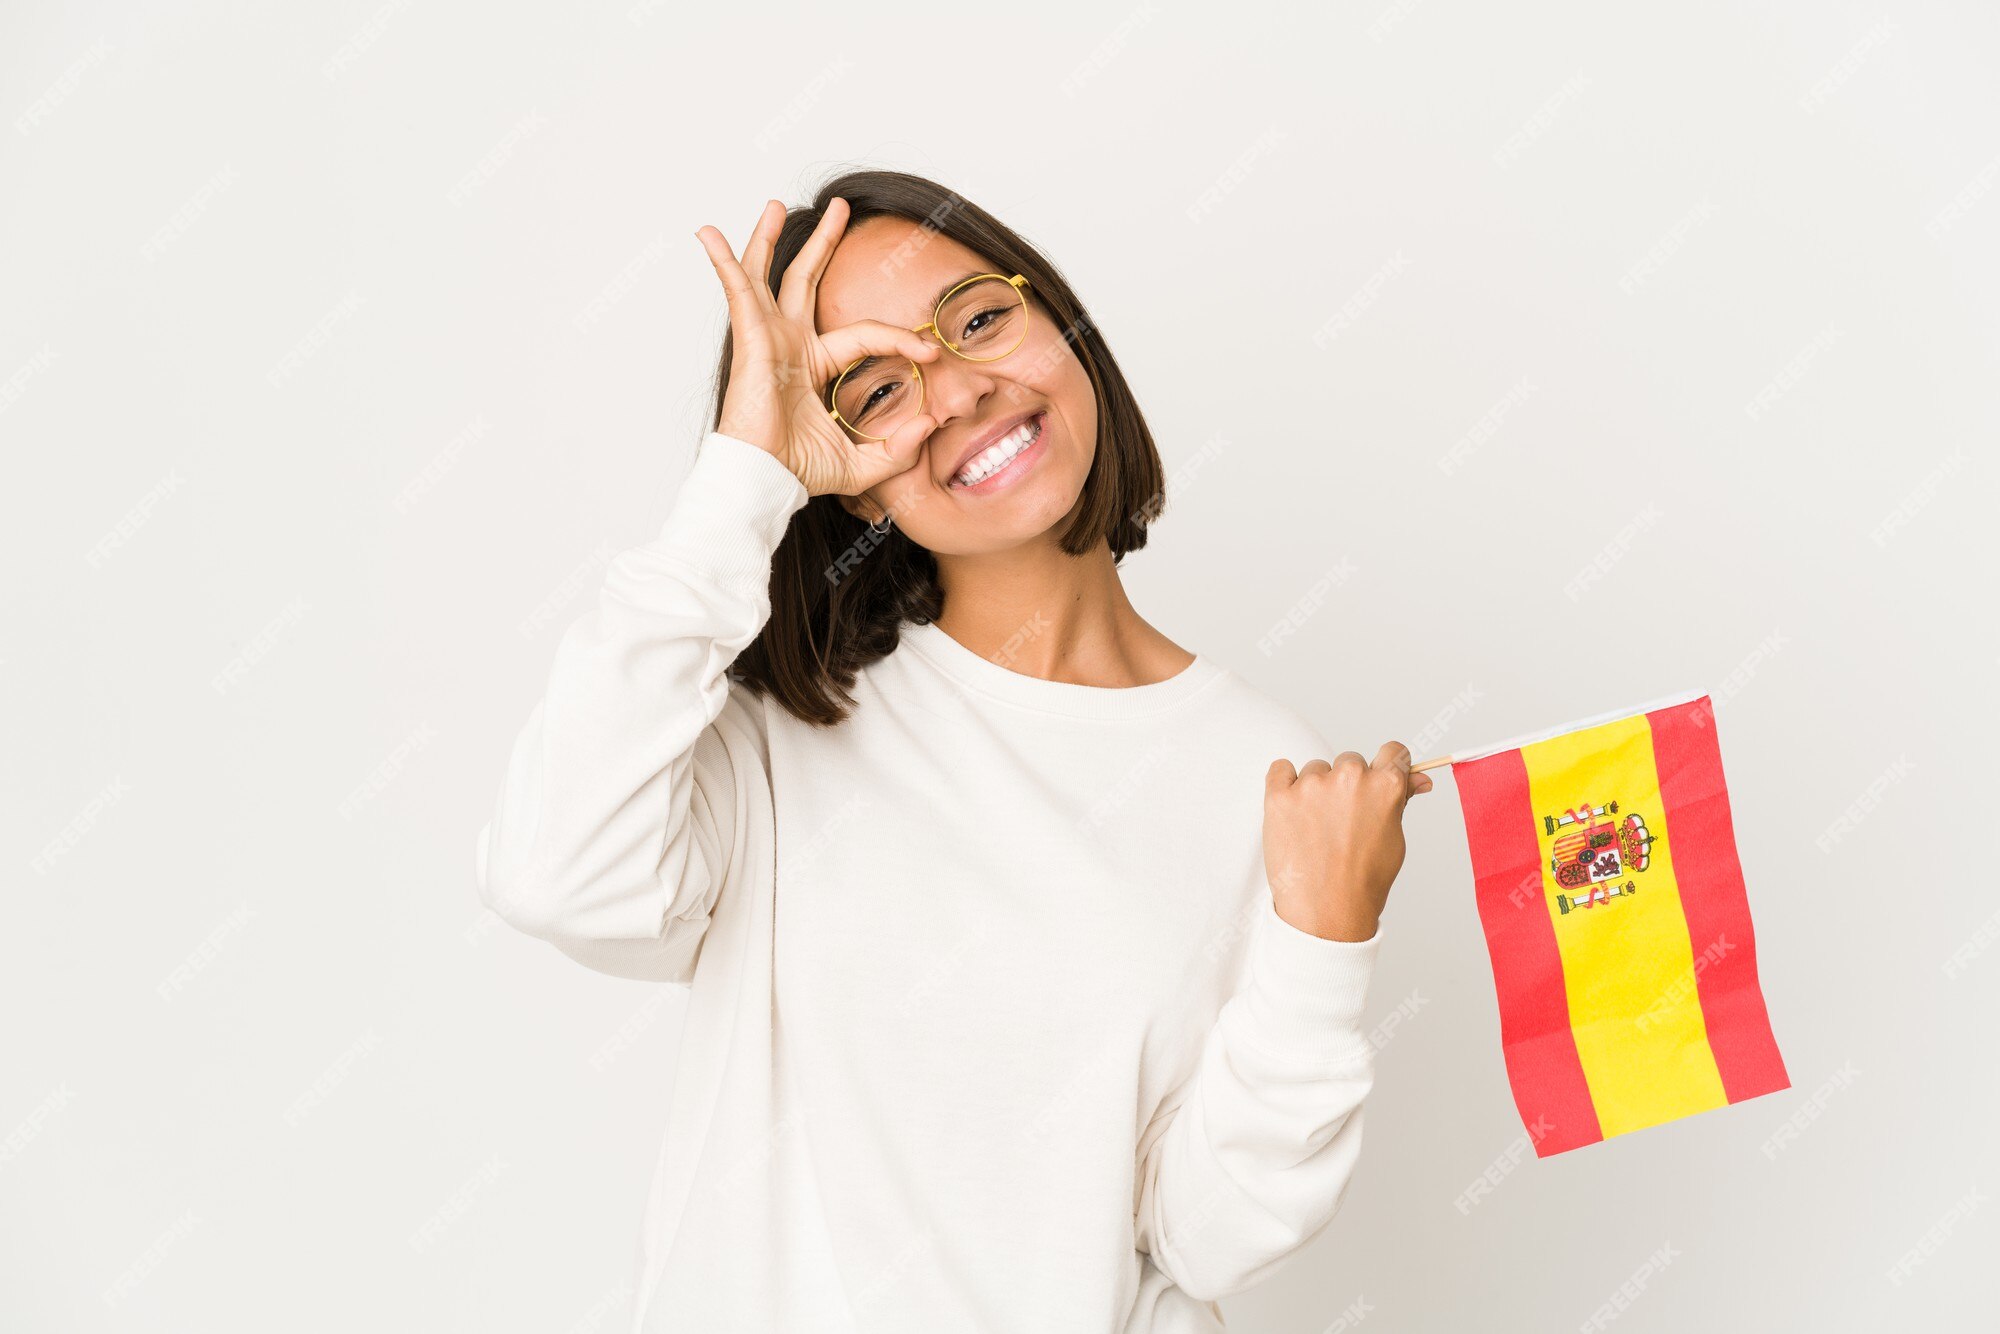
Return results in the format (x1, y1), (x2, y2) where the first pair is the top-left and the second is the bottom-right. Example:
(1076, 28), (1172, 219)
(825, 354), (882, 395)
(820, 352), (906, 402)
(927, 271), (983, 312)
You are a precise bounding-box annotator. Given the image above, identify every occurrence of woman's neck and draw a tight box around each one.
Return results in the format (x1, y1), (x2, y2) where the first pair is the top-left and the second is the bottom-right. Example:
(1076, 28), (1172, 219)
(929, 538), (1195, 689)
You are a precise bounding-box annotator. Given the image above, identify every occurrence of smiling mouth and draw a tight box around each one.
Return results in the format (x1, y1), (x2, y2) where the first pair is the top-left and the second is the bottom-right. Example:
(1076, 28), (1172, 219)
(949, 412), (1045, 488)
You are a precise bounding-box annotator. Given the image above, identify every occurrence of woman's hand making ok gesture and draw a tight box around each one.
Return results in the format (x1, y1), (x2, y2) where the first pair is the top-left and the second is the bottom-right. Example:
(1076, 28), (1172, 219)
(694, 197), (942, 499)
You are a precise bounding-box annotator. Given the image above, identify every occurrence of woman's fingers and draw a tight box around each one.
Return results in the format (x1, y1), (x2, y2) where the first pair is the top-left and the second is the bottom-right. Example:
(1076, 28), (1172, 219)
(777, 196), (849, 322)
(1373, 740), (1412, 773)
(1371, 740), (1430, 802)
(869, 411), (937, 480)
(694, 225), (767, 341)
(1274, 743), (1433, 801)
(738, 200), (785, 311)
(836, 412), (935, 497)
(818, 319), (943, 371)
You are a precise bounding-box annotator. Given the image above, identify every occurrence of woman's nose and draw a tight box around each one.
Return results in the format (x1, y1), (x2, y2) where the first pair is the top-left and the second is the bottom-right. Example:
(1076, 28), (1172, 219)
(920, 354), (999, 428)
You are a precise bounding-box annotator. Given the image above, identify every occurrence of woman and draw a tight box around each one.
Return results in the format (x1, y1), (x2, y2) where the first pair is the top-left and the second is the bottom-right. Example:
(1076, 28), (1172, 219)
(475, 169), (1431, 1333)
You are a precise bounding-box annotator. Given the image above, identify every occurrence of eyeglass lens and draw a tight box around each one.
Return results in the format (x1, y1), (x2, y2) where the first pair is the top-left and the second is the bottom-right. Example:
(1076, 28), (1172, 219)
(833, 277), (1025, 437)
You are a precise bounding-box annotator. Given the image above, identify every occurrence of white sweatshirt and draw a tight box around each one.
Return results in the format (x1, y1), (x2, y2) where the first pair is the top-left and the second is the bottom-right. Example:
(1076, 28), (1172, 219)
(475, 430), (1386, 1334)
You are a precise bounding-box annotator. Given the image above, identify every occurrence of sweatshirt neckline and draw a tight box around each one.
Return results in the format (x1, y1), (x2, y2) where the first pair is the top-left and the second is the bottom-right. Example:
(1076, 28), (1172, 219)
(897, 619), (1227, 720)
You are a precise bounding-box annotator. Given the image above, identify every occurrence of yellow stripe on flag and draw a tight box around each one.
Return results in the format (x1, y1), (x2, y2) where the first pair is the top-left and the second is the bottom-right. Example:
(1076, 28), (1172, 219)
(1522, 714), (1728, 1137)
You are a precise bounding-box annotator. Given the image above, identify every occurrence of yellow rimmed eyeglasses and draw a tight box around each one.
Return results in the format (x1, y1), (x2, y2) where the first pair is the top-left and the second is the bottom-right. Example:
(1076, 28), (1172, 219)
(826, 273), (1031, 442)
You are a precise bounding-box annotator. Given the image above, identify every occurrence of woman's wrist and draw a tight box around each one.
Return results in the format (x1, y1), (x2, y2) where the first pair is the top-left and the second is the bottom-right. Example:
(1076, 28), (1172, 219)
(1273, 895), (1381, 944)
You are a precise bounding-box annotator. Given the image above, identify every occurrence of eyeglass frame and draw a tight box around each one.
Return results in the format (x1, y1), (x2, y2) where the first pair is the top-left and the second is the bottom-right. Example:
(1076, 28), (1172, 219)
(824, 272), (1032, 442)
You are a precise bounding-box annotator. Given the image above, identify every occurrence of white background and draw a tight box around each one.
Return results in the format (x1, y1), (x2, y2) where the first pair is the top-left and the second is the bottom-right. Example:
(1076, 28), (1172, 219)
(3, 1), (1995, 1330)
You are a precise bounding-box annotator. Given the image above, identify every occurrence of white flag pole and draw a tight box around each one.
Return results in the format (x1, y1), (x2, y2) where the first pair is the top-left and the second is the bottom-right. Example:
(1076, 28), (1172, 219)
(1409, 687), (1709, 774)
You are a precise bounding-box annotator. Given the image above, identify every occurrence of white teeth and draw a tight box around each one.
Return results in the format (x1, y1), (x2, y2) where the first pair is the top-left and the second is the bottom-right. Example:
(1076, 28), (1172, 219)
(953, 417), (1041, 486)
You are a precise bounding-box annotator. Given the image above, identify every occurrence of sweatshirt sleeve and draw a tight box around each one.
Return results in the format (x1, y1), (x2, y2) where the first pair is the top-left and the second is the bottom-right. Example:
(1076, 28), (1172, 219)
(474, 430), (810, 983)
(1132, 892), (1382, 1303)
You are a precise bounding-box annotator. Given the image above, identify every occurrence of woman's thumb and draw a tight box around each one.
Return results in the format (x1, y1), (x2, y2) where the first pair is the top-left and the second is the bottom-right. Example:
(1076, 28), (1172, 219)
(881, 413), (936, 469)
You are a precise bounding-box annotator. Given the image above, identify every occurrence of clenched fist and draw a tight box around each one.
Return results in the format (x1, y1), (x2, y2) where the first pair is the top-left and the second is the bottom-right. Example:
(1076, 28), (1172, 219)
(1262, 741), (1433, 943)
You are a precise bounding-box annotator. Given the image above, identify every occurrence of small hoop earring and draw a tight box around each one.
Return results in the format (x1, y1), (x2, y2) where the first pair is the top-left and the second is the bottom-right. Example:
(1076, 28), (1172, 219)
(867, 512), (894, 538)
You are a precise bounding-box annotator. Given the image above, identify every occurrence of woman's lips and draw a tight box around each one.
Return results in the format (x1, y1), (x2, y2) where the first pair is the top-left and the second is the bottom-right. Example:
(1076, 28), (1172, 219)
(950, 411), (1048, 494)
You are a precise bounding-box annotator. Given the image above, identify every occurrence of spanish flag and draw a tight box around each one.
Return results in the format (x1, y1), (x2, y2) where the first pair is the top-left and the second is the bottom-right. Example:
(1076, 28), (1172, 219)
(1448, 693), (1788, 1155)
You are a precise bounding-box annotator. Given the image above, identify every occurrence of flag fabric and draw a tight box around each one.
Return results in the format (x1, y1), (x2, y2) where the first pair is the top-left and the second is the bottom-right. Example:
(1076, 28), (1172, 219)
(1449, 693), (1788, 1156)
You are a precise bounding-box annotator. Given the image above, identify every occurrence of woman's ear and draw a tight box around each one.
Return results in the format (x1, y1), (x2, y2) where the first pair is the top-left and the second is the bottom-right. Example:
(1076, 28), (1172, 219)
(835, 493), (878, 524)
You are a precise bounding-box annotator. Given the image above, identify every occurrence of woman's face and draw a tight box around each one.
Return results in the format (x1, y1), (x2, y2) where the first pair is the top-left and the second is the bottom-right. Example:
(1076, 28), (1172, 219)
(812, 217), (1098, 557)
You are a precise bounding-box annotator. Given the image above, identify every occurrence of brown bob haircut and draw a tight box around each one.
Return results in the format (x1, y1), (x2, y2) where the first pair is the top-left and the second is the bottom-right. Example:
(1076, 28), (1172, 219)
(716, 169), (1169, 727)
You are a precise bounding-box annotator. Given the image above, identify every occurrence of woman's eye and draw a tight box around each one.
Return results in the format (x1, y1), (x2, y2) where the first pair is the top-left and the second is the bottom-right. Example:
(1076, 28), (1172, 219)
(861, 381), (900, 415)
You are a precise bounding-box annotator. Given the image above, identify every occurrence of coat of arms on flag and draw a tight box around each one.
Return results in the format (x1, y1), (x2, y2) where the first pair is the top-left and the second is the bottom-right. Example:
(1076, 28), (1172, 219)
(1439, 693), (1789, 1156)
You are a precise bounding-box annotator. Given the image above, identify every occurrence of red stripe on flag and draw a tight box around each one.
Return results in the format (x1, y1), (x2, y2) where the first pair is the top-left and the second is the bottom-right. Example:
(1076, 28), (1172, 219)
(1455, 748), (1602, 1156)
(1647, 699), (1790, 1104)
